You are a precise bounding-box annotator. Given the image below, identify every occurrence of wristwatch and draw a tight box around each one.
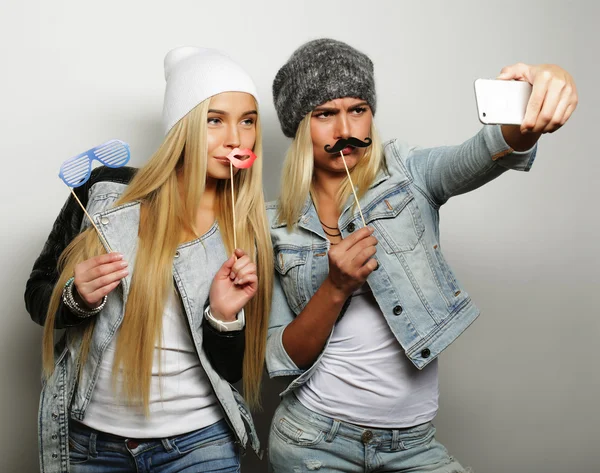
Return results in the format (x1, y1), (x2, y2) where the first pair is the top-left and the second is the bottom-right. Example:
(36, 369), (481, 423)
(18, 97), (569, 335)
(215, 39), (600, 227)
(203, 305), (245, 332)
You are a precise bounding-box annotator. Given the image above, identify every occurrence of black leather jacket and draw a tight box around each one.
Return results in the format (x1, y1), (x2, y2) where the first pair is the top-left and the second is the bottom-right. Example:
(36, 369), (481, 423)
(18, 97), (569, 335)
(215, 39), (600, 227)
(24, 166), (244, 383)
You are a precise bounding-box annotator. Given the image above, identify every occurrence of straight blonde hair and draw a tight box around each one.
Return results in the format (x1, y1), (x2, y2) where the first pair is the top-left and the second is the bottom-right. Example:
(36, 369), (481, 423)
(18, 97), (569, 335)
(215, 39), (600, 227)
(277, 112), (384, 228)
(42, 96), (273, 412)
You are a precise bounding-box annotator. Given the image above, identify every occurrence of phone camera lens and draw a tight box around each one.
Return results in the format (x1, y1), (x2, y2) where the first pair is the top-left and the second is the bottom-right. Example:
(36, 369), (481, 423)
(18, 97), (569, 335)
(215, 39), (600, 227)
(482, 112), (486, 117)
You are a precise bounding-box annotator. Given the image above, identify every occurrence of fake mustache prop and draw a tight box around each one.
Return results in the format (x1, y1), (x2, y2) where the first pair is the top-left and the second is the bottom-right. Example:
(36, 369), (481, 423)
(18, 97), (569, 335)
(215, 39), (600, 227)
(324, 137), (373, 154)
(323, 137), (373, 228)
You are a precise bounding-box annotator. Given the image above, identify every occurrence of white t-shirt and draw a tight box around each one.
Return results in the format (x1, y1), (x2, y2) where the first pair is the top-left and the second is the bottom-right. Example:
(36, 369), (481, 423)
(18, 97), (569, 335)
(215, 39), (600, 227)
(296, 285), (439, 428)
(82, 292), (222, 438)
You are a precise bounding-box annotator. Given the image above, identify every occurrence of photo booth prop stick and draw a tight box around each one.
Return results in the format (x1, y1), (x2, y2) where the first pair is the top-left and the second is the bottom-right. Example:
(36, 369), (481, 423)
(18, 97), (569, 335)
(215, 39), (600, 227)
(324, 137), (373, 227)
(226, 148), (257, 249)
(58, 140), (131, 252)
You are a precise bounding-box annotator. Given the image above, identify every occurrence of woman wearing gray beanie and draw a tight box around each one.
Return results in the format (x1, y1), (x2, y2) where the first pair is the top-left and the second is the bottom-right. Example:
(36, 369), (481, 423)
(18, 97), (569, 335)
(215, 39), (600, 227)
(265, 38), (577, 472)
(25, 46), (272, 472)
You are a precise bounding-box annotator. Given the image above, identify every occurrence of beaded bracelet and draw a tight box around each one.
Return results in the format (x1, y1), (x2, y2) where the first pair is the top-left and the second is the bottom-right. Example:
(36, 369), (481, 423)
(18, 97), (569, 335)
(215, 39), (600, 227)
(62, 277), (107, 318)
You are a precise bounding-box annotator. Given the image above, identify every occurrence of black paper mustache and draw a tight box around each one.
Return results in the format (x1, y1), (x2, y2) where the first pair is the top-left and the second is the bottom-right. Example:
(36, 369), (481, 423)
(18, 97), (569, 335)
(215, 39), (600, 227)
(324, 137), (373, 154)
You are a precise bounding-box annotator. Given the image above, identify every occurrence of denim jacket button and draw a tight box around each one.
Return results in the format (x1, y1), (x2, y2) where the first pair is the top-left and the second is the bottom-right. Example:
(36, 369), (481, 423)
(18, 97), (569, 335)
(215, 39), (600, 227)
(174, 251), (180, 258)
(52, 434), (57, 440)
(347, 222), (356, 233)
(393, 305), (403, 315)
(100, 216), (109, 225)
(421, 348), (431, 358)
(52, 453), (58, 459)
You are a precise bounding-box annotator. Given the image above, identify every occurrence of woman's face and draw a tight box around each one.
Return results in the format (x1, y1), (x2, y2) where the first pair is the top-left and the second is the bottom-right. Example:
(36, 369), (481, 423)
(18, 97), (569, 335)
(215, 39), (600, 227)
(309, 97), (373, 175)
(206, 91), (257, 180)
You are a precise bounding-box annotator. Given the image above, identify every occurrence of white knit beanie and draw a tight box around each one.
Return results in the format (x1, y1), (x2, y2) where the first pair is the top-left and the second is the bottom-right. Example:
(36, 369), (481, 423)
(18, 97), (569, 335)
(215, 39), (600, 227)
(162, 46), (259, 135)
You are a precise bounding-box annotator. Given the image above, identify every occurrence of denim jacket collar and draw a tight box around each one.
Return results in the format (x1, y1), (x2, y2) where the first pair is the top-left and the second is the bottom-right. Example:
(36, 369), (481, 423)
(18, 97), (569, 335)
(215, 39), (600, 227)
(270, 162), (394, 235)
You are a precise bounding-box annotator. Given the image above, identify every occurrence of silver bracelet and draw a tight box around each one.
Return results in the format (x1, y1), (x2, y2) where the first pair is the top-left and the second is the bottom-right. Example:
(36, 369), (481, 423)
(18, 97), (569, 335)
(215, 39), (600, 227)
(62, 277), (107, 318)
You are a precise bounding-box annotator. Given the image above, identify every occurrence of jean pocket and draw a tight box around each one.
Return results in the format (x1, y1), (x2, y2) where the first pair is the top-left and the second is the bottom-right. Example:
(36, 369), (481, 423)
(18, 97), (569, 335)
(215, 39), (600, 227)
(68, 434), (90, 465)
(272, 414), (324, 447)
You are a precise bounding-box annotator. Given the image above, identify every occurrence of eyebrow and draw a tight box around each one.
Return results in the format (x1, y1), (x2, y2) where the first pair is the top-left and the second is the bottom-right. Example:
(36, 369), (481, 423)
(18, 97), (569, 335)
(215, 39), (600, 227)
(208, 109), (258, 116)
(312, 101), (370, 113)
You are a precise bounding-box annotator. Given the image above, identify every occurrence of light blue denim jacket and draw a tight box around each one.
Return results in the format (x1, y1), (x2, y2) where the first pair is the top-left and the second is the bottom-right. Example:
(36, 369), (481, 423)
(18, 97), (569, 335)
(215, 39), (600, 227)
(38, 182), (260, 473)
(266, 125), (536, 396)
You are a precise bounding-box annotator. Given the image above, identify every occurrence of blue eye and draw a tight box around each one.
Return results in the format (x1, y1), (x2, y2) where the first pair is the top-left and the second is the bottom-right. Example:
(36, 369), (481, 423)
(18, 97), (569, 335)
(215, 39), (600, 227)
(207, 117), (221, 125)
(241, 118), (255, 126)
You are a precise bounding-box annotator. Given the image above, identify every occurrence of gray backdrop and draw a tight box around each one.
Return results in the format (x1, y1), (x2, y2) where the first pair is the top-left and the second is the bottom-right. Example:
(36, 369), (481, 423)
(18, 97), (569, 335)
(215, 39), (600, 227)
(1, 1), (598, 472)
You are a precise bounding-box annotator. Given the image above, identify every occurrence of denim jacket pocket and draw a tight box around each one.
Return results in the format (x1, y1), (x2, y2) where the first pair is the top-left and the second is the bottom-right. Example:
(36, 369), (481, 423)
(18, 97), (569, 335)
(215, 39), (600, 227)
(274, 248), (309, 313)
(365, 187), (425, 254)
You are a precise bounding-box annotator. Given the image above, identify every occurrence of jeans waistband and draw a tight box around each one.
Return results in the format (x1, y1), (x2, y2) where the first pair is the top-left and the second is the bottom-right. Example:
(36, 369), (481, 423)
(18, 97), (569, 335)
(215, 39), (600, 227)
(282, 393), (435, 447)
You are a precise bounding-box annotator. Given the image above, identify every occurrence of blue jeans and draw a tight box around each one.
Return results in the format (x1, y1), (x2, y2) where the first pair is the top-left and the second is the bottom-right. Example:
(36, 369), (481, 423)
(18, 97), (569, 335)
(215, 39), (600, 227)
(68, 418), (240, 472)
(268, 394), (469, 473)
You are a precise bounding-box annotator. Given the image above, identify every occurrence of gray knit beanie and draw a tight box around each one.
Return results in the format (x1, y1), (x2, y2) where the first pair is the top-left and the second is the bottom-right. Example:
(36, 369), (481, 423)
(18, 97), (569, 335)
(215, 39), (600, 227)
(272, 38), (376, 138)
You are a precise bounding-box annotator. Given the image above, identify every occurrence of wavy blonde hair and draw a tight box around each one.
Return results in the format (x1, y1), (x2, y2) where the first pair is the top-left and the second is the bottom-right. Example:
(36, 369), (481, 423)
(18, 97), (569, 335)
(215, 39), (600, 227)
(42, 96), (273, 412)
(277, 112), (384, 227)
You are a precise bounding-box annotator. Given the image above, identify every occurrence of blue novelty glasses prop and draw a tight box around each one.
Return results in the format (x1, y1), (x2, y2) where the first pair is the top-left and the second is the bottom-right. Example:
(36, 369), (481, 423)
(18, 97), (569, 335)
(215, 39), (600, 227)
(59, 140), (130, 187)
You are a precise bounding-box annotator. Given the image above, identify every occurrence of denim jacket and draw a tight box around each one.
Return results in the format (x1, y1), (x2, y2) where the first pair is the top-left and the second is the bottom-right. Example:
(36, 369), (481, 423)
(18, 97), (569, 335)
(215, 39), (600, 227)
(266, 125), (537, 396)
(37, 181), (260, 473)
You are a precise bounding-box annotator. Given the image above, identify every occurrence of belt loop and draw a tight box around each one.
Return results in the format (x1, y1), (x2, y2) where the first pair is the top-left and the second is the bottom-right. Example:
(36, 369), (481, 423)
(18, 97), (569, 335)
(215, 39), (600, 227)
(161, 438), (175, 452)
(391, 429), (401, 451)
(325, 419), (341, 443)
(89, 432), (98, 457)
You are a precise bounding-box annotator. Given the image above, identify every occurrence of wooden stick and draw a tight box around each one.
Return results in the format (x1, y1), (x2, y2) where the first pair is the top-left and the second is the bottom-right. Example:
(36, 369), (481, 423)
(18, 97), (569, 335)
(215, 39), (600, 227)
(70, 188), (113, 253)
(339, 151), (366, 227)
(230, 161), (237, 249)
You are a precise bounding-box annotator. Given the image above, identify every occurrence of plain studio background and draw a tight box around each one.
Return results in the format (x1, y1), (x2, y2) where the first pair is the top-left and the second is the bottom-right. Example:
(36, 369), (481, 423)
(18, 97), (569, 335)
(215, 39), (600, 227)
(1, 1), (597, 472)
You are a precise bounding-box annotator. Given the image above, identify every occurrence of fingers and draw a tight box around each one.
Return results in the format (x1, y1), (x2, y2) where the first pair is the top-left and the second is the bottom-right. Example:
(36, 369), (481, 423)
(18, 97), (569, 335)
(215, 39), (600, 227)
(237, 273), (258, 291)
(234, 262), (257, 285)
(79, 280), (121, 307)
(522, 70), (551, 133)
(497, 63), (577, 134)
(347, 235), (378, 262)
(74, 254), (128, 307)
(76, 259), (128, 284)
(497, 62), (529, 81)
(532, 77), (564, 133)
(544, 83), (578, 133)
(77, 252), (124, 276)
(336, 226), (374, 251)
(229, 253), (252, 280)
(357, 256), (379, 279)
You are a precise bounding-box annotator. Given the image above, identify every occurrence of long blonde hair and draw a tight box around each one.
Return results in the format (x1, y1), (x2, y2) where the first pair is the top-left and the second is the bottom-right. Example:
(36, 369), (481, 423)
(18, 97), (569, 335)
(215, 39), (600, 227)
(42, 96), (273, 411)
(277, 112), (384, 227)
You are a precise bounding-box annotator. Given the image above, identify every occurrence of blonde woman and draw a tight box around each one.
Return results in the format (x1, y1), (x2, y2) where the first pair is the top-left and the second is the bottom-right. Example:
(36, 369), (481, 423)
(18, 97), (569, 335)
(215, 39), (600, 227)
(266, 39), (577, 472)
(24, 47), (272, 473)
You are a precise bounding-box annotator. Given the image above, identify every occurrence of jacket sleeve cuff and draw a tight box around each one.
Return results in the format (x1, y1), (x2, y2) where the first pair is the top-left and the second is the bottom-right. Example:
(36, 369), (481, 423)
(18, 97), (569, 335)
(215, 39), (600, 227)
(266, 326), (304, 378)
(483, 124), (537, 172)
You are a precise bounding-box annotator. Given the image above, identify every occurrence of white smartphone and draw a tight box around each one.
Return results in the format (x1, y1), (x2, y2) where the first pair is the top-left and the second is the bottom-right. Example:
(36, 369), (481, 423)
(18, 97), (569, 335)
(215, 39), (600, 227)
(474, 79), (532, 125)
